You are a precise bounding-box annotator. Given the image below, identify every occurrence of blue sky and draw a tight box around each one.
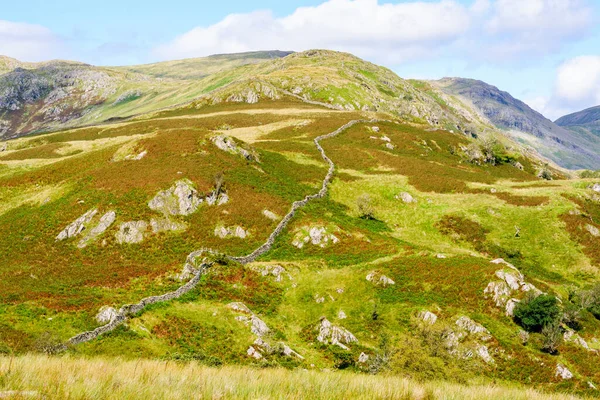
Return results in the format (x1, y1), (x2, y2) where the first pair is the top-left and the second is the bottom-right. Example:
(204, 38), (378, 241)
(1, 0), (599, 119)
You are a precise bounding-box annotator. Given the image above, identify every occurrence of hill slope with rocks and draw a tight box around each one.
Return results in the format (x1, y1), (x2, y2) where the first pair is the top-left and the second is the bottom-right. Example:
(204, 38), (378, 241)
(434, 78), (600, 170)
(556, 105), (600, 141)
(2, 50), (600, 398)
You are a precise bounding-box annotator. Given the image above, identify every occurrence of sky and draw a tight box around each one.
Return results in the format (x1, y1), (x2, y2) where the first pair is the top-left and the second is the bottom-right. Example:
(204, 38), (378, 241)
(1, 0), (599, 120)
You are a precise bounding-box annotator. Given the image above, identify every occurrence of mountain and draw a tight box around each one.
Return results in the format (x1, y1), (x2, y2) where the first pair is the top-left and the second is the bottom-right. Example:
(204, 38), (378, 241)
(2, 49), (600, 398)
(556, 105), (600, 143)
(433, 78), (600, 170)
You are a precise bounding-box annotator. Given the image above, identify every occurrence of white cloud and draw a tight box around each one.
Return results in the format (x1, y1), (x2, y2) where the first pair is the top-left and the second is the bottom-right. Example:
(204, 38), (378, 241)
(556, 56), (600, 104)
(154, 0), (471, 63)
(0, 20), (65, 62)
(154, 0), (594, 64)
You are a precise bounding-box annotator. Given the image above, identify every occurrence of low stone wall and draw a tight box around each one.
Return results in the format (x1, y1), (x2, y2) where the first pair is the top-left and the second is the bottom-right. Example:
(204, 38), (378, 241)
(61, 117), (389, 349)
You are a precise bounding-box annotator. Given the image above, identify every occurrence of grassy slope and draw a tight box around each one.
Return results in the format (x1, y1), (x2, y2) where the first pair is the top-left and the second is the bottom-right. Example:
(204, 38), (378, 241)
(1, 58), (600, 397)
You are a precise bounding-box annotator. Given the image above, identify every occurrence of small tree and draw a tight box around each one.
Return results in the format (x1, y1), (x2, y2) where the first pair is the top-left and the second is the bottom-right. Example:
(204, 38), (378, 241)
(541, 322), (563, 354)
(357, 193), (375, 220)
(513, 294), (561, 332)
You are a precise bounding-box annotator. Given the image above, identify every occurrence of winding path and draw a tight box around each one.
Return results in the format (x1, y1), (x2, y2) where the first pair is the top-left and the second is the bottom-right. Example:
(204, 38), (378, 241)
(61, 118), (376, 349)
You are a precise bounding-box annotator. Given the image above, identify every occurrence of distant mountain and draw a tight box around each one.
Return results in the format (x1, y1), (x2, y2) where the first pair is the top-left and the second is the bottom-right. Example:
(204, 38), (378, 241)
(433, 78), (600, 170)
(556, 105), (600, 142)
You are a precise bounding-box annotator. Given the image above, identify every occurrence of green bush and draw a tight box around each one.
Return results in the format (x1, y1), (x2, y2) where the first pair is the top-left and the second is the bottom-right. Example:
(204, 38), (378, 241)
(513, 294), (561, 332)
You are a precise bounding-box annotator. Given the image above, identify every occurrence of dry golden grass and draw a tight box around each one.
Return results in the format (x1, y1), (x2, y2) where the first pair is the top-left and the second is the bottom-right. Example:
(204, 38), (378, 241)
(217, 119), (313, 143)
(0, 355), (581, 400)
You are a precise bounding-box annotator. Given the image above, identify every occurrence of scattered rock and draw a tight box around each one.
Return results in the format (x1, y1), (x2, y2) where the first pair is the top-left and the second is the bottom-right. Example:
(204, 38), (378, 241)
(316, 317), (358, 350)
(292, 225), (339, 249)
(255, 264), (290, 282)
(211, 135), (256, 161)
(148, 179), (203, 216)
(247, 346), (263, 359)
(476, 345), (494, 364)
(589, 381), (597, 390)
(455, 316), (491, 339)
(228, 302), (252, 314)
(262, 209), (279, 221)
(336, 288), (344, 294)
(395, 192), (416, 204)
(314, 295), (325, 304)
(205, 191), (229, 206)
(556, 364), (573, 380)
(214, 225), (248, 239)
(371, 126), (380, 132)
(419, 310), (438, 325)
(56, 209), (98, 240)
(338, 310), (347, 319)
(591, 183), (600, 193)
(436, 254), (447, 259)
(115, 221), (147, 244)
(586, 224), (600, 237)
(366, 271), (395, 286)
(95, 306), (118, 324)
(77, 210), (116, 248)
(250, 316), (270, 337)
(358, 352), (369, 363)
(385, 143), (395, 150)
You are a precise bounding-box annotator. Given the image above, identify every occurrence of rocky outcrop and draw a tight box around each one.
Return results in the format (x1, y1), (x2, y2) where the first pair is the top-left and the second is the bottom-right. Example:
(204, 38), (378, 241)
(316, 317), (358, 350)
(556, 364), (574, 380)
(292, 225), (339, 249)
(253, 264), (291, 282)
(214, 225), (249, 239)
(396, 192), (416, 204)
(586, 224), (600, 237)
(148, 179), (203, 216)
(95, 306), (118, 324)
(262, 209), (279, 221)
(366, 271), (395, 286)
(211, 135), (257, 161)
(56, 209), (98, 241)
(115, 221), (147, 244)
(419, 310), (438, 325)
(77, 211), (116, 248)
(484, 259), (542, 316)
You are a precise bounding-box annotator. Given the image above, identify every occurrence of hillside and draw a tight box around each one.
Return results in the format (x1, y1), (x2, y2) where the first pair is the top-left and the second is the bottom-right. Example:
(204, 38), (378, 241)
(433, 78), (600, 170)
(556, 106), (600, 141)
(1, 50), (600, 398)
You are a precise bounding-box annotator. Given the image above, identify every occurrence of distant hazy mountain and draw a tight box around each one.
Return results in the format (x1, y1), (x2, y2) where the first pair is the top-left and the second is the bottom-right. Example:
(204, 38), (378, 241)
(556, 105), (600, 142)
(434, 78), (600, 170)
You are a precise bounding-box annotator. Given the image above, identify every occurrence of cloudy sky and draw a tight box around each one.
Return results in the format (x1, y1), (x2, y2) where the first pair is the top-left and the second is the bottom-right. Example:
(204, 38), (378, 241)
(1, 0), (599, 119)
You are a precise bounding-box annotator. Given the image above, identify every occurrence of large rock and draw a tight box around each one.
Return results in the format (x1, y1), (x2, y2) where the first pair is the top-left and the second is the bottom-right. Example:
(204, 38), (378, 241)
(148, 179), (203, 216)
(56, 209), (98, 241)
(419, 310), (438, 325)
(77, 211), (116, 248)
(95, 306), (118, 324)
(586, 224), (600, 237)
(395, 192), (416, 204)
(251, 316), (270, 337)
(115, 221), (147, 244)
(556, 364), (574, 380)
(292, 225), (339, 249)
(316, 317), (358, 350)
(214, 225), (248, 239)
(211, 135), (256, 161)
(366, 271), (395, 286)
(456, 316), (491, 339)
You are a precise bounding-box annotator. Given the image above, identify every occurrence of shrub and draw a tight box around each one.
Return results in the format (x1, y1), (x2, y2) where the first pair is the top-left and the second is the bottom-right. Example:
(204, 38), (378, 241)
(561, 303), (582, 331)
(357, 193), (375, 220)
(541, 322), (563, 354)
(513, 294), (561, 332)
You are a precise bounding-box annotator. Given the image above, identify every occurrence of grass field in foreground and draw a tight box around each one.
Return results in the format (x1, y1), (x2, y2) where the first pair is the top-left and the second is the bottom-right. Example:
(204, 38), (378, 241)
(0, 355), (582, 400)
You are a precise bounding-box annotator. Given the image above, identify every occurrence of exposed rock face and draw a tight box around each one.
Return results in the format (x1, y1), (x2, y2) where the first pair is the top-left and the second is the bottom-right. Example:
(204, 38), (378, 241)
(115, 221), (147, 244)
(150, 218), (187, 234)
(77, 211), (116, 248)
(124, 150), (147, 161)
(95, 306), (117, 324)
(292, 225), (339, 249)
(366, 271), (395, 286)
(316, 317), (358, 350)
(211, 135), (256, 161)
(214, 225), (248, 239)
(456, 316), (491, 339)
(419, 310), (438, 325)
(148, 179), (203, 216)
(251, 316), (270, 337)
(56, 209), (98, 241)
(592, 183), (600, 193)
(396, 192), (416, 204)
(564, 329), (594, 352)
(228, 302), (252, 315)
(247, 346), (262, 359)
(262, 209), (279, 221)
(476, 345), (494, 364)
(484, 259), (542, 315)
(556, 364), (574, 380)
(254, 264), (290, 282)
(586, 224), (600, 237)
